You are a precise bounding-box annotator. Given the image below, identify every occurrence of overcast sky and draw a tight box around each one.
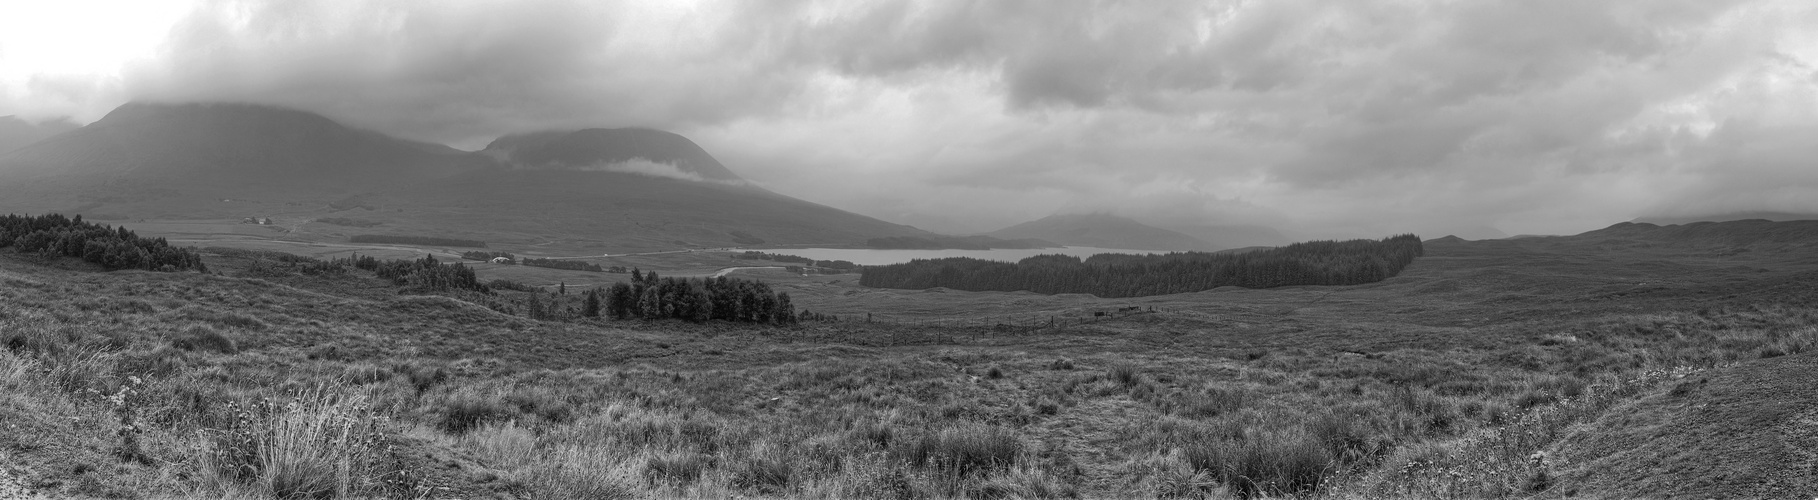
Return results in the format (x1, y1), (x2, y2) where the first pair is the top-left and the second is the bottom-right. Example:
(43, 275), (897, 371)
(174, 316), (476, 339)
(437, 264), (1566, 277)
(3, 0), (1817, 238)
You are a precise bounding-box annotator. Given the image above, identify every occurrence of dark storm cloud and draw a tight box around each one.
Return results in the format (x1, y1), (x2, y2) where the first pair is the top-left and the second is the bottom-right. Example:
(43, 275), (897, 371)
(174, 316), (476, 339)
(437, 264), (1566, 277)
(121, 0), (818, 147)
(5, 0), (1816, 237)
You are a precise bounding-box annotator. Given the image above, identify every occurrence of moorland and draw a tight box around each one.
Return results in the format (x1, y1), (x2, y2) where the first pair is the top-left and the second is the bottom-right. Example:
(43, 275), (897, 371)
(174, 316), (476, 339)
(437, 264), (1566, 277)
(3, 217), (1818, 499)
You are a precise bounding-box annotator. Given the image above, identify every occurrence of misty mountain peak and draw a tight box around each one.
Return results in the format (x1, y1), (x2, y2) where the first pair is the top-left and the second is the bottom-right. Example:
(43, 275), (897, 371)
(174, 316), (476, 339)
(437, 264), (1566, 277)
(483, 127), (743, 182)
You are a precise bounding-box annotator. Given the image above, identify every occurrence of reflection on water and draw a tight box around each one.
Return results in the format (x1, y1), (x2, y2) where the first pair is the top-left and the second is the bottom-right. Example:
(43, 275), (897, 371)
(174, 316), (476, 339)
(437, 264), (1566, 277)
(740, 246), (1168, 266)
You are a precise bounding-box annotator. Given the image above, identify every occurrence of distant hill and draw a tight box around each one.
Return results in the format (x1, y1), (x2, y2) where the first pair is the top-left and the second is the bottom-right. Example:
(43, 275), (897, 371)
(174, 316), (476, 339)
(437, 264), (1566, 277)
(986, 213), (1215, 251)
(0, 116), (79, 154)
(1573, 220), (1818, 248)
(0, 101), (938, 251)
(1160, 223), (1289, 250)
(1528, 220), (1818, 268)
(1634, 211), (1818, 226)
(0, 102), (486, 218)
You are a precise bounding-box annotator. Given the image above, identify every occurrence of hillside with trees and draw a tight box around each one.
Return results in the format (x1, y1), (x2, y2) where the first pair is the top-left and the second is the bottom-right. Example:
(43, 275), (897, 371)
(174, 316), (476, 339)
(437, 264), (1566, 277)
(0, 213), (206, 272)
(859, 234), (1423, 297)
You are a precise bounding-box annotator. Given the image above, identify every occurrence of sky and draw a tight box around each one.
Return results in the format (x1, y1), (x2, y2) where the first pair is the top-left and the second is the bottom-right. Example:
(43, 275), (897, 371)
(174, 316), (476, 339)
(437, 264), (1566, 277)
(3, 0), (1817, 239)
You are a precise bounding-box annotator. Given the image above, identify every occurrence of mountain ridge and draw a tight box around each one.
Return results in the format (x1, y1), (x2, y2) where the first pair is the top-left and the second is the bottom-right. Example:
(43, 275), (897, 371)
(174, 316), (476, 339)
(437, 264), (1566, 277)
(0, 101), (935, 251)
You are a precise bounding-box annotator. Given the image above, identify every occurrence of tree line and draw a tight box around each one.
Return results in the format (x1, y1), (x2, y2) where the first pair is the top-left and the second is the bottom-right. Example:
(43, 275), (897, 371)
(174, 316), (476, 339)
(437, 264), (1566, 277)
(732, 251), (860, 271)
(578, 270), (796, 324)
(365, 254), (488, 293)
(521, 258), (602, 272)
(0, 213), (206, 272)
(460, 251), (515, 262)
(858, 235), (1424, 298)
(350, 235), (487, 248)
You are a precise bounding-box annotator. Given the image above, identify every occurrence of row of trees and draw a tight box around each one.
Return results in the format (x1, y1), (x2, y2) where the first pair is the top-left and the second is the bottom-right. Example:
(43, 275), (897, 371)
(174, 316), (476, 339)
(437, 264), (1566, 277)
(732, 251), (860, 271)
(522, 258), (602, 272)
(859, 235), (1425, 298)
(367, 254), (488, 293)
(0, 213), (206, 272)
(734, 251), (813, 264)
(350, 235), (487, 248)
(460, 251), (515, 261)
(581, 273), (796, 324)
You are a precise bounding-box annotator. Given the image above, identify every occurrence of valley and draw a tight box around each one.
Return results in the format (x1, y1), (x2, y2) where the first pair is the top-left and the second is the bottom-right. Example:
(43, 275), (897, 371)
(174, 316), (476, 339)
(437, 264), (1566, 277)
(2, 218), (1816, 498)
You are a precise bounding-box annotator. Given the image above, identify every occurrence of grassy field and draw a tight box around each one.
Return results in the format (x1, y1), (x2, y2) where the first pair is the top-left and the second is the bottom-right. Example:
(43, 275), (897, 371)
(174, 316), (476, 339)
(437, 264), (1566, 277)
(2, 221), (1817, 498)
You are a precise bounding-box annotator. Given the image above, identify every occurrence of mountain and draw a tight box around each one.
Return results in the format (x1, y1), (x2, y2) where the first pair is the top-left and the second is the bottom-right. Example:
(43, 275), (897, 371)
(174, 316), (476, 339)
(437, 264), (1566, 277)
(0, 116), (79, 154)
(1160, 223), (1289, 250)
(1634, 211), (1818, 226)
(986, 213), (1214, 251)
(484, 128), (742, 182)
(0, 101), (936, 251)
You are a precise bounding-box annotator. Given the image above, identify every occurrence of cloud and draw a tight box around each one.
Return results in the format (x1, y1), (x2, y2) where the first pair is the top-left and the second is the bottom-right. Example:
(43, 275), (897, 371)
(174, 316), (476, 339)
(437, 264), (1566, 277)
(570, 157), (746, 185)
(515, 156), (749, 185)
(3, 0), (1817, 238)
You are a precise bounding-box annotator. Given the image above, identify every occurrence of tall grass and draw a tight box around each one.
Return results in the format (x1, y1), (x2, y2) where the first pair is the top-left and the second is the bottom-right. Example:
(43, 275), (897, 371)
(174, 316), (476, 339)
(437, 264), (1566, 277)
(201, 385), (406, 499)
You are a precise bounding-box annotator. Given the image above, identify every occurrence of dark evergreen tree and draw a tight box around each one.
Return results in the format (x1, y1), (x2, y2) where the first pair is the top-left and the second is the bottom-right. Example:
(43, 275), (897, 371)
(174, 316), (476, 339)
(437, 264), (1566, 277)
(606, 282), (634, 320)
(582, 289), (602, 318)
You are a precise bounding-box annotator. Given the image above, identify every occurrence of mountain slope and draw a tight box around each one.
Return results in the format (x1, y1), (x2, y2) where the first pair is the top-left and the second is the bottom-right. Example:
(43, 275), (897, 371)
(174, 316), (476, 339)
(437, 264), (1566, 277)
(1160, 223), (1289, 250)
(0, 116), (79, 154)
(0, 101), (936, 251)
(484, 128), (742, 182)
(0, 102), (486, 217)
(986, 213), (1214, 251)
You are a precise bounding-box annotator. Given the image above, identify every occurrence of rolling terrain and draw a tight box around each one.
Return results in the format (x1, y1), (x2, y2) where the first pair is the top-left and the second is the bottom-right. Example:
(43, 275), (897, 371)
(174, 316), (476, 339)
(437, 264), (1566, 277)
(0, 219), (1815, 498)
(0, 102), (938, 253)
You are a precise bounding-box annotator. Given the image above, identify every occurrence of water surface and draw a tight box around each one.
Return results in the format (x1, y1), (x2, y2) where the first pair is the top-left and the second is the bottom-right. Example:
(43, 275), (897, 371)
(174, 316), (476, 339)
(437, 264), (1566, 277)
(742, 246), (1168, 266)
